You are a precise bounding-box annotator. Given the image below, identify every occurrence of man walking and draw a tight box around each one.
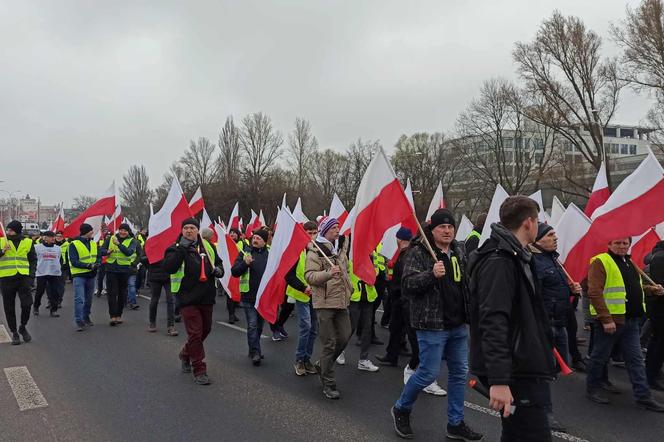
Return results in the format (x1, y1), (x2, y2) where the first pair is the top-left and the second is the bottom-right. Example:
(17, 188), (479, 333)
(586, 237), (664, 411)
(69, 223), (102, 331)
(102, 224), (139, 325)
(0, 220), (36, 345)
(33, 231), (64, 318)
(305, 217), (353, 399)
(647, 241), (664, 391)
(163, 218), (223, 385)
(468, 196), (555, 441)
(391, 209), (481, 440)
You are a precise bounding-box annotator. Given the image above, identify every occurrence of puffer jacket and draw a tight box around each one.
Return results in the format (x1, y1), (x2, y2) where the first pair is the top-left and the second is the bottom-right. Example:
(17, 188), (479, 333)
(530, 245), (571, 327)
(467, 223), (555, 386)
(304, 239), (352, 310)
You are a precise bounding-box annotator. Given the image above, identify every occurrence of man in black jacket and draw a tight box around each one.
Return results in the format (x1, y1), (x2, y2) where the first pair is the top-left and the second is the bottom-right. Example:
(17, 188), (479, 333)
(391, 209), (482, 441)
(468, 196), (555, 441)
(231, 228), (270, 366)
(163, 218), (223, 385)
(645, 241), (664, 391)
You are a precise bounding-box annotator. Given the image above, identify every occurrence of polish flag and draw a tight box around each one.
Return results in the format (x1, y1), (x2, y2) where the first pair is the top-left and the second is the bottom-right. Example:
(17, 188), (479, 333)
(106, 205), (123, 233)
(550, 196), (566, 227)
(555, 203), (592, 282)
(584, 162), (611, 217)
(455, 214), (474, 242)
(350, 148), (415, 285)
(329, 193), (349, 228)
(425, 181), (446, 222)
(254, 208), (312, 323)
(380, 179), (417, 261)
(228, 202), (240, 230)
(479, 184), (510, 246)
(50, 206), (66, 232)
(63, 182), (116, 239)
(0, 222), (6, 238)
(245, 210), (260, 238)
(259, 210), (266, 227)
(144, 178), (193, 264)
(630, 226), (663, 269)
(123, 217), (138, 233)
(188, 187), (205, 216)
(292, 197), (309, 223)
(214, 223), (240, 302)
(201, 208), (218, 244)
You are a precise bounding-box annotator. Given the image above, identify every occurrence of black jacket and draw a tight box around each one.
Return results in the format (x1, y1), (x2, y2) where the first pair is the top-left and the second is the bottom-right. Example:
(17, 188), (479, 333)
(647, 241), (664, 318)
(231, 245), (269, 304)
(468, 223), (555, 386)
(162, 237), (223, 307)
(140, 254), (170, 283)
(531, 246), (571, 327)
(401, 230), (467, 330)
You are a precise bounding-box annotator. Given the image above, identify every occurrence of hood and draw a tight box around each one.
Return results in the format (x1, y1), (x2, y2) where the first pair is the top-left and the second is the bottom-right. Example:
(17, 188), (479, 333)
(467, 222), (531, 275)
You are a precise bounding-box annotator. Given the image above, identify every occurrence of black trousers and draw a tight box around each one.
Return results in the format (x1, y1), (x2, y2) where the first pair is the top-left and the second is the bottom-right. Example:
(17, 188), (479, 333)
(566, 304), (582, 362)
(34, 275), (64, 311)
(385, 297), (419, 369)
(149, 279), (175, 326)
(96, 265), (106, 294)
(500, 379), (552, 442)
(226, 297), (238, 317)
(646, 317), (664, 381)
(1, 276), (33, 332)
(106, 272), (128, 318)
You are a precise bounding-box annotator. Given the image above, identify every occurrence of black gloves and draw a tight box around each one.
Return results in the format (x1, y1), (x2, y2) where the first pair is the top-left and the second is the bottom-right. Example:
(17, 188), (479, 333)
(212, 266), (224, 278)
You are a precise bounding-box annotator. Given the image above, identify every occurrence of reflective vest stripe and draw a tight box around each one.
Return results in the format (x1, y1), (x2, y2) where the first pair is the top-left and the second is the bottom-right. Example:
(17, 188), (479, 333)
(451, 256), (461, 282)
(589, 253), (645, 316)
(466, 230), (481, 241)
(70, 240), (98, 275)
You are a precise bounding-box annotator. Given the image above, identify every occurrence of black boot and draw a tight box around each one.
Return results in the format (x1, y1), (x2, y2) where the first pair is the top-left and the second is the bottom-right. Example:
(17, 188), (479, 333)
(18, 325), (31, 343)
(391, 406), (413, 439)
(11, 332), (20, 345)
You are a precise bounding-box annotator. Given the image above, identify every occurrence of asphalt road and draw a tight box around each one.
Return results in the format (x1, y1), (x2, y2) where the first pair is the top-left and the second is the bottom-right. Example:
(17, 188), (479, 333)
(1, 284), (663, 442)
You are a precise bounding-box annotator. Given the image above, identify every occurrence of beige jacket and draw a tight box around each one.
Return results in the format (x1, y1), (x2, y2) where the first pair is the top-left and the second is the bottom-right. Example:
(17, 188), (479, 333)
(304, 239), (352, 310)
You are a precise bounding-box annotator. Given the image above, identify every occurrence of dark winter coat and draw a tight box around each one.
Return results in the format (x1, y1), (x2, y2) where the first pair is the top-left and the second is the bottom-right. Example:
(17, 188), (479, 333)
(231, 245), (269, 304)
(530, 246), (571, 327)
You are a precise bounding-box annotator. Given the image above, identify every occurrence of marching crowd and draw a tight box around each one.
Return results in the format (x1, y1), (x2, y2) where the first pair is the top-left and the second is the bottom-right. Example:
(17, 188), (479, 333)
(3, 194), (664, 441)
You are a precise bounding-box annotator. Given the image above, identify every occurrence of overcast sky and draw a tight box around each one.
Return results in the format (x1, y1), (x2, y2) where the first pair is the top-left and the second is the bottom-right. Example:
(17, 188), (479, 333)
(0, 0), (650, 205)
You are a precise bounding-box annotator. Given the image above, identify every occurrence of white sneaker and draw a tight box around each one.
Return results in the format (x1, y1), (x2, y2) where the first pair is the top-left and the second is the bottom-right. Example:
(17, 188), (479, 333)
(404, 365), (415, 385)
(336, 352), (346, 365)
(423, 381), (447, 396)
(358, 359), (379, 372)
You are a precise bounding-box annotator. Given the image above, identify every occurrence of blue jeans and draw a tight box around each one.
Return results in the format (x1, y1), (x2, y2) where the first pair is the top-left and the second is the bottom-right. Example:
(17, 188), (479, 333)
(552, 325), (569, 365)
(127, 274), (137, 305)
(395, 325), (469, 425)
(587, 317), (650, 400)
(241, 302), (264, 356)
(295, 300), (318, 362)
(73, 277), (95, 324)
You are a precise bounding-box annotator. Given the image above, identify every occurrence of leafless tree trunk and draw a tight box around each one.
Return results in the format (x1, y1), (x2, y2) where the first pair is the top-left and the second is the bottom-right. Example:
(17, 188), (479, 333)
(310, 148), (348, 204)
(218, 116), (243, 187)
(288, 117), (319, 194)
(240, 112), (284, 196)
(120, 165), (153, 228)
(180, 137), (220, 189)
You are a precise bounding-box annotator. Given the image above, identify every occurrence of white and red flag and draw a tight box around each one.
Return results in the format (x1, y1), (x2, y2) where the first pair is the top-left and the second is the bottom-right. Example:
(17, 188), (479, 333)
(340, 205), (356, 236)
(201, 208), (218, 244)
(63, 182), (116, 239)
(328, 193), (349, 228)
(188, 187), (205, 216)
(425, 181), (446, 222)
(584, 161), (611, 218)
(630, 225), (663, 269)
(479, 184), (510, 246)
(379, 178), (416, 262)
(245, 210), (260, 238)
(259, 210), (266, 227)
(50, 206), (66, 232)
(254, 208), (311, 323)
(144, 178), (193, 264)
(550, 196), (566, 227)
(214, 223), (241, 302)
(292, 197), (309, 223)
(555, 203), (592, 282)
(455, 214), (474, 242)
(350, 148), (414, 285)
(227, 202), (240, 230)
(106, 205), (123, 233)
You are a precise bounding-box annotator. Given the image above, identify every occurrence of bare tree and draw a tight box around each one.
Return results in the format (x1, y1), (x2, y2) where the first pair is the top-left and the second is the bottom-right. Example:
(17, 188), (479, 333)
(218, 116), (243, 187)
(288, 117), (319, 194)
(240, 112), (284, 195)
(310, 148), (348, 205)
(340, 138), (381, 203)
(180, 137), (220, 189)
(120, 165), (153, 227)
(513, 11), (624, 190)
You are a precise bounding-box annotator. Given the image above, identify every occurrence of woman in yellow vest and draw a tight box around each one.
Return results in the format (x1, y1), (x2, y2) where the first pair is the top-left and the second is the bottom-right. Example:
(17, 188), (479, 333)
(0, 220), (37, 345)
(102, 224), (139, 326)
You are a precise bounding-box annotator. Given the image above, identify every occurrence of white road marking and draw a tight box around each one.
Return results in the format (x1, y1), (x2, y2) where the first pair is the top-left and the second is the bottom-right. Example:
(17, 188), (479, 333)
(463, 401), (590, 442)
(216, 321), (269, 339)
(138, 294), (152, 301)
(3, 367), (48, 411)
(0, 324), (11, 344)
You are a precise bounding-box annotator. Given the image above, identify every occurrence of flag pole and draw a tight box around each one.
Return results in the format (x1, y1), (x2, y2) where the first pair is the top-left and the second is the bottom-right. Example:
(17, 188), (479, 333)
(282, 206), (335, 267)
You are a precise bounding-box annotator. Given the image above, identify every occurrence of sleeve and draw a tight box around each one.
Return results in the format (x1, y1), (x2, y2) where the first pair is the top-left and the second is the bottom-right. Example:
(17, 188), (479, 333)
(162, 245), (185, 274)
(230, 251), (249, 277)
(465, 236), (479, 254)
(304, 250), (333, 287)
(587, 259), (612, 324)
(118, 238), (137, 257)
(68, 243), (83, 269)
(476, 255), (516, 386)
(28, 242), (37, 276)
(401, 247), (436, 297)
(285, 261), (307, 292)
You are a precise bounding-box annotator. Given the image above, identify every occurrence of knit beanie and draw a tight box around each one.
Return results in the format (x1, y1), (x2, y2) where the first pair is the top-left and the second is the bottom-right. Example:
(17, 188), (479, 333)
(253, 228), (269, 243)
(181, 218), (200, 229)
(429, 209), (456, 229)
(7, 220), (23, 235)
(79, 223), (93, 235)
(536, 222), (553, 242)
(318, 217), (339, 238)
(396, 227), (413, 241)
(118, 223), (132, 234)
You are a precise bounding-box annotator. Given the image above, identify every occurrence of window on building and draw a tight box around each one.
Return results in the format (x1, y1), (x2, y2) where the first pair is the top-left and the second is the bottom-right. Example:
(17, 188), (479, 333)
(611, 143), (619, 154)
(603, 127), (617, 137)
(629, 144), (637, 155)
(621, 144), (629, 154)
(621, 128), (634, 138)
(532, 138), (544, 150)
(534, 153), (543, 163)
(503, 138), (513, 149)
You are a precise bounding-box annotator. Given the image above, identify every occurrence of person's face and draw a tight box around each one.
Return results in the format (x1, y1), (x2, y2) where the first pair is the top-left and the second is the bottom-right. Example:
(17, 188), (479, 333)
(43, 236), (55, 245)
(306, 228), (318, 240)
(324, 224), (340, 242)
(608, 238), (631, 256)
(6, 228), (16, 236)
(397, 238), (411, 250)
(182, 225), (198, 241)
(118, 229), (129, 239)
(536, 230), (557, 252)
(84, 231), (94, 239)
(252, 234), (266, 248)
(229, 231), (239, 242)
(431, 224), (455, 246)
(524, 216), (539, 243)
(55, 233), (64, 242)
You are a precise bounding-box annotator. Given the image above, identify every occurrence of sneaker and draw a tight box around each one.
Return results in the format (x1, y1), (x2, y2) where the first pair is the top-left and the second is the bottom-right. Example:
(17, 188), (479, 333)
(446, 420), (483, 441)
(336, 351), (346, 365)
(33, 308), (39, 316)
(167, 326), (179, 337)
(272, 331), (283, 342)
(148, 323), (157, 333)
(279, 327), (289, 338)
(76, 322), (86, 332)
(11, 332), (20, 345)
(109, 318), (117, 326)
(129, 304), (140, 311)
(252, 353), (262, 366)
(636, 397), (664, 412)
(587, 390), (610, 404)
(375, 354), (398, 366)
(181, 358), (192, 373)
(403, 365), (415, 385)
(323, 385), (341, 400)
(231, 314), (240, 323)
(371, 337), (384, 345)
(358, 359), (379, 372)
(84, 319), (94, 326)
(391, 406), (413, 439)
(49, 310), (60, 318)
(18, 325), (31, 343)
(304, 361), (317, 375)
(294, 361), (307, 376)
(572, 359), (587, 372)
(601, 381), (621, 394)
(193, 373), (211, 385)
(423, 381), (447, 396)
